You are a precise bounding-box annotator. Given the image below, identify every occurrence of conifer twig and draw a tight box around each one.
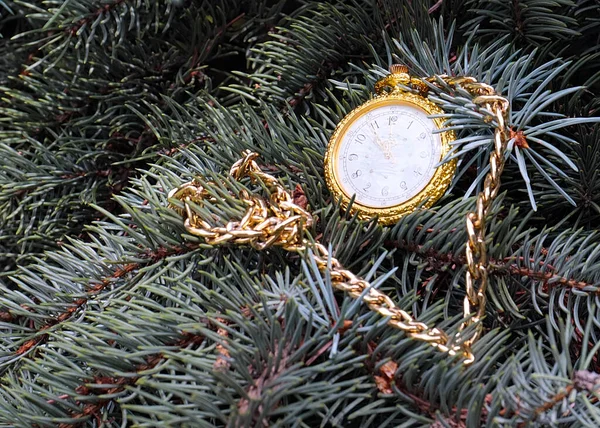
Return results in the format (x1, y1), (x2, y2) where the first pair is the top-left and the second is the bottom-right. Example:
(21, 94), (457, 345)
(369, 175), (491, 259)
(388, 240), (599, 292)
(525, 371), (600, 426)
(12, 244), (199, 355)
(54, 332), (206, 428)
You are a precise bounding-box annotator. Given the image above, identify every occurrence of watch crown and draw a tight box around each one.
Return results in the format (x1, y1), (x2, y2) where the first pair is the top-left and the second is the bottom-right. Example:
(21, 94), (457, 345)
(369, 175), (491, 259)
(389, 64), (409, 75)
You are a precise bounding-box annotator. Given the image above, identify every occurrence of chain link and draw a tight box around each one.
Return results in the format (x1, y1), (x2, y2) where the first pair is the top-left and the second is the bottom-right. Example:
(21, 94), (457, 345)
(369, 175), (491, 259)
(168, 74), (509, 365)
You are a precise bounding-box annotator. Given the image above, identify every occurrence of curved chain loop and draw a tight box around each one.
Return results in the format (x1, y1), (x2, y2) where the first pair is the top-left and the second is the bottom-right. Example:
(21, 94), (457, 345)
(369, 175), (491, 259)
(168, 72), (509, 365)
(169, 150), (474, 363)
(169, 151), (313, 252)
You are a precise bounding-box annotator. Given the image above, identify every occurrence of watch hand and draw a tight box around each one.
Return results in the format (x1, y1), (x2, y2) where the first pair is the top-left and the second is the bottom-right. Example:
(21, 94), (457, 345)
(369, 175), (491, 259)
(380, 138), (397, 163)
(371, 128), (387, 152)
(380, 146), (396, 164)
(387, 136), (407, 149)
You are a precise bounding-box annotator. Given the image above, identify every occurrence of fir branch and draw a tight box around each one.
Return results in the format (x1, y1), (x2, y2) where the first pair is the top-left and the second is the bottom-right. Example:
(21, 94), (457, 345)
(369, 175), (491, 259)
(228, 1), (431, 110)
(360, 343), (506, 427)
(387, 239), (600, 292)
(56, 332), (206, 428)
(463, 0), (580, 45)
(235, 339), (292, 426)
(14, 262), (138, 356)
(10, 243), (198, 356)
(528, 384), (575, 424)
(488, 318), (600, 426)
(510, 266), (595, 292)
(525, 371), (600, 427)
(0, 0), (263, 265)
(61, 0), (127, 38)
(2, 1), (600, 426)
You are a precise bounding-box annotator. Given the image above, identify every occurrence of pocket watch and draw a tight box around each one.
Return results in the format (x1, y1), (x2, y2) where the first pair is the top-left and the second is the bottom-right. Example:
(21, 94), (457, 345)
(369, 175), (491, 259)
(324, 64), (456, 225)
(170, 68), (510, 363)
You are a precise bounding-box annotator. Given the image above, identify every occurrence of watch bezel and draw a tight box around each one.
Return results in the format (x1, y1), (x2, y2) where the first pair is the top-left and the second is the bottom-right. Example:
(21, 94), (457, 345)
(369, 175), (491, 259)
(324, 91), (456, 225)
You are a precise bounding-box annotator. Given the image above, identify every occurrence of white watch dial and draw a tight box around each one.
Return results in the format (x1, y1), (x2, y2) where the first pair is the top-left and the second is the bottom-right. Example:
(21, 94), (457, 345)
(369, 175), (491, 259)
(335, 101), (442, 208)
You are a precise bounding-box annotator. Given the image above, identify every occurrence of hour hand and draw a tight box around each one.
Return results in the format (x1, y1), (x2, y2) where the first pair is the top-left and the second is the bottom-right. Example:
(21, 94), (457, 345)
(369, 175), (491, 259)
(371, 129), (387, 152)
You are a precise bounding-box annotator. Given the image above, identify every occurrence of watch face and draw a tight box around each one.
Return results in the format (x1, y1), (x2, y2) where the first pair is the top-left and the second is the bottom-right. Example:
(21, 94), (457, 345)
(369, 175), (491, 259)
(333, 99), (442, 209)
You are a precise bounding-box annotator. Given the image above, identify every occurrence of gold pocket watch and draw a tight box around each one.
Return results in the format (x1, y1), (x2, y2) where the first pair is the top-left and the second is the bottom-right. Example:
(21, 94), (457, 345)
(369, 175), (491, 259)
(170, 65), (510, 362)
(324, 64), (456, 225)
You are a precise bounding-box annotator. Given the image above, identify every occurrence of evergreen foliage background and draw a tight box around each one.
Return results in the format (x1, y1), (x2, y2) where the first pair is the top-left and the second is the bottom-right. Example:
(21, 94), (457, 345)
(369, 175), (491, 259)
(1, 0), (599, 426)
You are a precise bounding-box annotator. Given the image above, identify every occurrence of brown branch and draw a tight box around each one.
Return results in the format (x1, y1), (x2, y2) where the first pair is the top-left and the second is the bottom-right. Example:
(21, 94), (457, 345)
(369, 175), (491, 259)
(65, 0), (127, 37)
(156, 135), (216, 157)
(386, 240), (599, 292)
(56, 331), (205, 428)
(512, 0), (525, 39)
(287, 82), (316, 108)
(231, 316), (352, 425)
(428, 0), (444, 14)
(59, 165), (130, 180)
(15, 243), (199, 356)
(235, 340), (292, 427)
(285, 56), (341, 110)
(213, 317), (231, 372)
(530, 384), (575, 423)
(360, 341), (490, 427)
(202, 13), (246, 62)
(509, 266), (593, 292)
(524, 371), (600, 426)
(15, 263), (137, 355)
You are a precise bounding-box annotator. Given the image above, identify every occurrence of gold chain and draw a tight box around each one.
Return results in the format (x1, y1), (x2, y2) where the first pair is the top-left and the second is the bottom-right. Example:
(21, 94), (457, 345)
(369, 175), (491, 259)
(169, 151), (473, 361)
(168, 75), (509, 365)
(426, 76), (510, 349)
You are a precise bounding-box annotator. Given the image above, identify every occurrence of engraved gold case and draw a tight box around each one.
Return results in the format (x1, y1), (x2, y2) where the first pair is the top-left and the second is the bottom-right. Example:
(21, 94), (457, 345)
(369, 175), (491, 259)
(324, 66), (457, 225)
